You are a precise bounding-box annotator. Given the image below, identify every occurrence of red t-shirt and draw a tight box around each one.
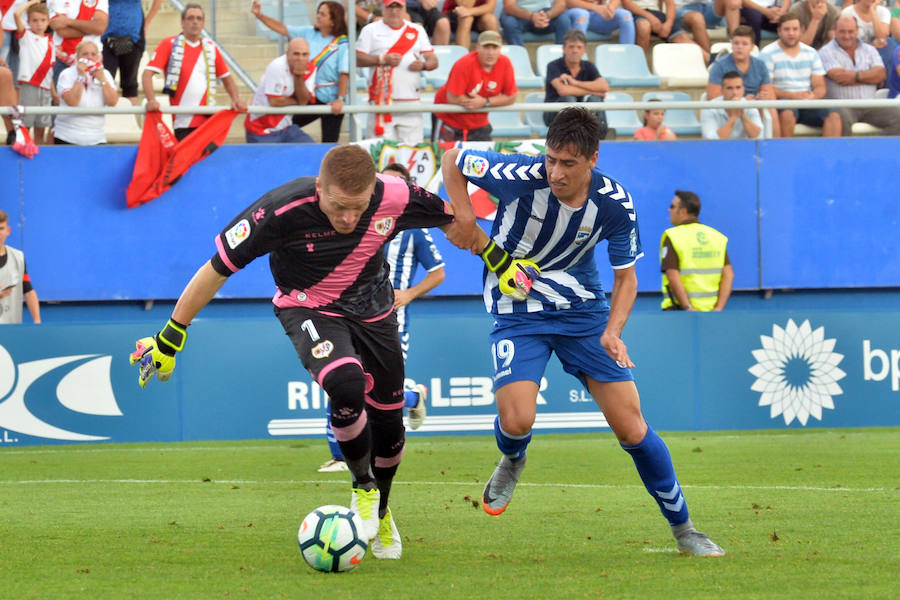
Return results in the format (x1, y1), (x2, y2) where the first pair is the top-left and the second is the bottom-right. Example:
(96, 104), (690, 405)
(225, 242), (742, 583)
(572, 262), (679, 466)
(434, 51), (517, 131)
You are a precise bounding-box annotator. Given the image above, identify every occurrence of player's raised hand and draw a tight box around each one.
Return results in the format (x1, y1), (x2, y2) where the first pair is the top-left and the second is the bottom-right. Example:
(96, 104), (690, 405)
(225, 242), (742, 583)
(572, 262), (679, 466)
(129, 319), (188, 388)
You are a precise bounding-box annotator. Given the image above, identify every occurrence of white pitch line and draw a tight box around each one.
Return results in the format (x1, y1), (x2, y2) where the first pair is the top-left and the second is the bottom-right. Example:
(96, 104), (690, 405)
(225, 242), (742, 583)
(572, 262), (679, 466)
(0, 478), (892, 493)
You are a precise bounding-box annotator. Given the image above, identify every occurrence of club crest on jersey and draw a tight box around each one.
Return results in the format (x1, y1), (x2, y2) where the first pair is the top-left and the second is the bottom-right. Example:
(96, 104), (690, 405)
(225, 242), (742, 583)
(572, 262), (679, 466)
(374, 217), (394, 236)
(462, 154), (489, 178)
(311, 340), (334, 359)
(83, 0), (98, 7)
(574, 226), (592, 245)
(296, 291), (308, 302)
(225, 219), (251, 249)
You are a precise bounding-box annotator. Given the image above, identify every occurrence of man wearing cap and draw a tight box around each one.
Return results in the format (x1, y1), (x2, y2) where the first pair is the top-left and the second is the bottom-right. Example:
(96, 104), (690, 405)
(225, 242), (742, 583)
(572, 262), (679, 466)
(433, 30), (517, 141)
(357, 0), (438, 143)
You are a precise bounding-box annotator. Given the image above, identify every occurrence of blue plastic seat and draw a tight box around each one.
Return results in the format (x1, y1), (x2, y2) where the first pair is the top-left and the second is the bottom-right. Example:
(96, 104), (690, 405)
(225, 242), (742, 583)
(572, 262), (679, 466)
(523, 92), (548, 137)
(535, 44), (562, 80)
(641, 91), (701, 136)
(489, 109), (531, 138)
(500, 45), (542, 88)
(426, 45), (470, 89)
(603, 91), (643, 137)
(594, 44), (661, 87)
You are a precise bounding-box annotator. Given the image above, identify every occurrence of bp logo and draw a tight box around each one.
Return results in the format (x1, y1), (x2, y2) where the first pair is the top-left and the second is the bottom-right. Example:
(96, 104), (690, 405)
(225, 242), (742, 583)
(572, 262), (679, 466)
(748, 319), (846, 426)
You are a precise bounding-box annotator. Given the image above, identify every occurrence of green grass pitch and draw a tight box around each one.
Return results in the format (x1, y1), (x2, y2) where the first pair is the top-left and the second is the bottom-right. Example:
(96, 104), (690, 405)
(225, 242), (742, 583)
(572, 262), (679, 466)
(1, 428), (898, 599)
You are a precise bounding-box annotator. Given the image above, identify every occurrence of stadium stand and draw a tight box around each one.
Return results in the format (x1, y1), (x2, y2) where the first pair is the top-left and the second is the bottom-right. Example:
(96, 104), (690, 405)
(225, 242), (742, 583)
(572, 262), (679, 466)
(105, 97), (143, 144)
(523, 92), (548, 137)
(426, 45), (469, 89)
(535, 44), (562, 80)
(594, 44), (661, 88)
(641, 91), (702, 136)
(489, 106), (531, 138)
(651, 43), (709, 88)
(604, 91), (643, 137)
(500, 45), (543, 89)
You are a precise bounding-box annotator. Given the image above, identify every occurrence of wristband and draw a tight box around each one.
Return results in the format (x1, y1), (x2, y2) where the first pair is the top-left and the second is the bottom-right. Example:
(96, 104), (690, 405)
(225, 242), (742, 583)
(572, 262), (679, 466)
(480, 240), (512, 273)
(157, 318), (188, 354)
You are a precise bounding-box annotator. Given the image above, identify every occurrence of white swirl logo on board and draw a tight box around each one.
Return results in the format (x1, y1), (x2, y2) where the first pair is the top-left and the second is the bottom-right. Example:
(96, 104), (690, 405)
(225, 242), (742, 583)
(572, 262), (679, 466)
(748, 319), (846, 426)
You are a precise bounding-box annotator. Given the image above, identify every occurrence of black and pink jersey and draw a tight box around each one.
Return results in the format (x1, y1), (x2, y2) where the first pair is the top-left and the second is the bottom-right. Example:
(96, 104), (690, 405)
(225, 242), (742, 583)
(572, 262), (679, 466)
(210, 173), (452, 320)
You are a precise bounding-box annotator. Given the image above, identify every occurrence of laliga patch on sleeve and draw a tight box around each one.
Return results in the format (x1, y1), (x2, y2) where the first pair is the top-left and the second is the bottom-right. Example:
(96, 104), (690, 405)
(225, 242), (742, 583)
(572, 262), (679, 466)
(462, 154), (489, 178)
(225, 219), (251, 249)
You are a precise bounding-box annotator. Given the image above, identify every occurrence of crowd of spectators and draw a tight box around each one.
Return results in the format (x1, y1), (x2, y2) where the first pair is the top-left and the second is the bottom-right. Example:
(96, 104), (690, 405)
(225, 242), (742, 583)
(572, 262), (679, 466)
(1, 0), (899, 146)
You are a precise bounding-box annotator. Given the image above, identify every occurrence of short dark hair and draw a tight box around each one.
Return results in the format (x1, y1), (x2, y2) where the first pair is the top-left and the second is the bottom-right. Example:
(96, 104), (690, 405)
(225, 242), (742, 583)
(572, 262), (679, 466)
(721, 70), (743, 84)
(778, 12), (800, 27)
(545, 106), (603, 159)
(321, 145), (376, 195)
(182, 3), (204, 19)
(562, 29), (587, 46)
(674, 190), (701, 217)
(730, 25), (754, 41)
(382, 162), (411, 182)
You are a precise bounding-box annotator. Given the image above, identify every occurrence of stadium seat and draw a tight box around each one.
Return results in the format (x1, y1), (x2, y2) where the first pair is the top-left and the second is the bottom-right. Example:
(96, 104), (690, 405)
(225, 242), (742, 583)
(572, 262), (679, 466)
(523, 92), (548, 137)
(641, 91), (701, 136)
(105, 97), (143, 144)
(535, 44), (562, 80)
(603, 91), (643, 137)
(489, 108), (531, 138)
(594, 44), (661, 87)
(426, 45), (469, 89)
(500, 45), (542, 88)
(651, 43), (709, 87)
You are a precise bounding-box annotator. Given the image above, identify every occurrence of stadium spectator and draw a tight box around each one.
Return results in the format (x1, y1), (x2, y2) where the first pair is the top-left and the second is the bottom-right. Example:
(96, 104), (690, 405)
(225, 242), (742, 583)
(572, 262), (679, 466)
(129, 144), (454, 560)
(13, 1), (54, 146)
(441, 106), (726, 557)
(673, 0), (741, 58)
(660, 190), (733, 311)
(739, 0), (789, 46)
(244, 38), (315, 144)
(889, 39), (900, 97)
(707, 25), (778, 136)
(701, 70), (764, 138)
(251, 0), (350, 143)
(841, 0), (898, 68)
(500, 0), (573, 46)
(48, 0), (109, 83)
(633, 99), (677, 139)
(542, 29), (609, 135)
(623, 0), (691, 57)
(142, 4), (246, 142)
(442, 0), (501, 48)
(0, 209), (40, 324)
(406, 0), (452, 45)
(2, 0), (30, 82)
(53, 40), (118, 145)
(793, 0), (839, 49)
(357, 0), (437, 144)
(759, 12), (842, 137)
(433, 30), (516, 140)
(564, 0), (636, 45)
(102, 0), (162, 106)
(819, 15), (900, 135)
(0, 64), (15, 145)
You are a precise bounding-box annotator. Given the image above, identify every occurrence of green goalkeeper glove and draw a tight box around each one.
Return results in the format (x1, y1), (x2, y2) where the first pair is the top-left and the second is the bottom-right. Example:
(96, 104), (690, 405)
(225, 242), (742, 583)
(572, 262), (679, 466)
(129, 319), (188, 389)
(480, 240), (541, 301)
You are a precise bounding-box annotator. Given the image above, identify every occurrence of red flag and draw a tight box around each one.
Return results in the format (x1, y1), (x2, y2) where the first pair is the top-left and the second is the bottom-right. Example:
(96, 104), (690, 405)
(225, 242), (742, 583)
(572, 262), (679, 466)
(126, 109), (240, 208)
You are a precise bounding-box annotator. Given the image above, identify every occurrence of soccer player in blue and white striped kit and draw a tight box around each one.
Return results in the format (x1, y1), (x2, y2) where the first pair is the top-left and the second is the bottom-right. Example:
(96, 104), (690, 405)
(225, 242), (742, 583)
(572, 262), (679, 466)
(441, 106), (725, 556)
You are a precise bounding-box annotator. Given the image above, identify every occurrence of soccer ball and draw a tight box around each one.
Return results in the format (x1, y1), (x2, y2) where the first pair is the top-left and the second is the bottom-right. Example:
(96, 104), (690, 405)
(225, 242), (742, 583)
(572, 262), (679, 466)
(297, 505), (368, 572)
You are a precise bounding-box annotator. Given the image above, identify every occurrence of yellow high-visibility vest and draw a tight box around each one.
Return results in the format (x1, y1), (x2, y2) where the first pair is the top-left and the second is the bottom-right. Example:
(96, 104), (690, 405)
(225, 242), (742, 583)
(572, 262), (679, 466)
(660, 223), (728, 311)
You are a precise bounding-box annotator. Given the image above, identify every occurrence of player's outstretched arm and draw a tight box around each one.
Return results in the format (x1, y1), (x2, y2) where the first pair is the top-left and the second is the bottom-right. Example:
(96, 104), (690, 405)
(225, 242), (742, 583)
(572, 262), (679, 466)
(440, 148), (480, 253)
(129, 261), (228, 388)
(601, 266), (637, 368)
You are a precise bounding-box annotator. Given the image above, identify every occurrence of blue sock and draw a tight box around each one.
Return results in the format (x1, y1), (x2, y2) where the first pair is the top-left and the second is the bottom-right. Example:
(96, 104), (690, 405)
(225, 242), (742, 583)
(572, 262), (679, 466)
(403, 389), (419, 409)
(325, 416), (344, 461)
(621, 426), (689, 526)
(494, 415), (531, 461)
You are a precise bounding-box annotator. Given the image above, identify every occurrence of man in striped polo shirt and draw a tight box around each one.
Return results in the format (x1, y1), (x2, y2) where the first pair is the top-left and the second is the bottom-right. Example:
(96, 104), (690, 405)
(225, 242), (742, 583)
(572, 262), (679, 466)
(759, 12), (842, 137)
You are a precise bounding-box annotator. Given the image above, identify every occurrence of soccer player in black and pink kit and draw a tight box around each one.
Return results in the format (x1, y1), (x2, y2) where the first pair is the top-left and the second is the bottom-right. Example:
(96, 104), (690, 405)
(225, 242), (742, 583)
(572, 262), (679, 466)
(129, 145), (453, 560)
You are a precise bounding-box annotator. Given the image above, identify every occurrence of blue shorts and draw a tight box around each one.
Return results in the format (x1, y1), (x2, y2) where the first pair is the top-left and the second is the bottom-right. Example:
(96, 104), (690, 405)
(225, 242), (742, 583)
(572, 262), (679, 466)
(489, 313), (634, 391)
(780, 107), (839, 127)
(673, 2), (724, 37)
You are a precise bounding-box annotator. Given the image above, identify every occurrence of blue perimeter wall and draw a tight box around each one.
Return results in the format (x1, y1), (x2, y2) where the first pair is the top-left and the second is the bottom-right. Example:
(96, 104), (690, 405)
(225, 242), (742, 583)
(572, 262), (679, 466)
(1, 139), (899, 446)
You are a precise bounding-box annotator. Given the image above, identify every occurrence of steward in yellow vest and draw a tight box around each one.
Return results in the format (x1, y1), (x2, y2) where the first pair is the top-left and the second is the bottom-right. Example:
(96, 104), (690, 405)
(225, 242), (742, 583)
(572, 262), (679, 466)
(659, 191), (733, 311)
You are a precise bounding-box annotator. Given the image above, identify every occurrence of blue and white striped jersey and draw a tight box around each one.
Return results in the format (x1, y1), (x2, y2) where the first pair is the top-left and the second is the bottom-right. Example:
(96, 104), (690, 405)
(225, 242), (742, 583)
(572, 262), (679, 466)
(456, 149), (643, 316)
(385, 228), (444, 359)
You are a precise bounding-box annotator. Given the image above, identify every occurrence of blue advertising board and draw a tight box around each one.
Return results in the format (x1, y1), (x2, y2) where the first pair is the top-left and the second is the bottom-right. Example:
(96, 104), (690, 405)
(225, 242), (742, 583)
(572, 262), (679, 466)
(1, 306), (897, 447)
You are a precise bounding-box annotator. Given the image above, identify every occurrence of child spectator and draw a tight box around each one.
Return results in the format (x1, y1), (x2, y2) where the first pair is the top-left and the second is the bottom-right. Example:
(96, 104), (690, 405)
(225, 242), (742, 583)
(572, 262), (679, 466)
(14, 0), (54, 145)
(634, 99), (677, 140)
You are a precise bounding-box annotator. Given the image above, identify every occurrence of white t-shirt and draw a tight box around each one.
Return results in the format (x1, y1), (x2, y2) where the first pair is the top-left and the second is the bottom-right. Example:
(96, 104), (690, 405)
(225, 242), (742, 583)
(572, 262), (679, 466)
(1, 0), (29, 32)
(357, 19), (433, 101)
(47, 0), (109, 65)
(17, 30), (55, 89)
(246, 54), (295, 135)
(841, 5), (891, 45)
(54, 65), (113, 145)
